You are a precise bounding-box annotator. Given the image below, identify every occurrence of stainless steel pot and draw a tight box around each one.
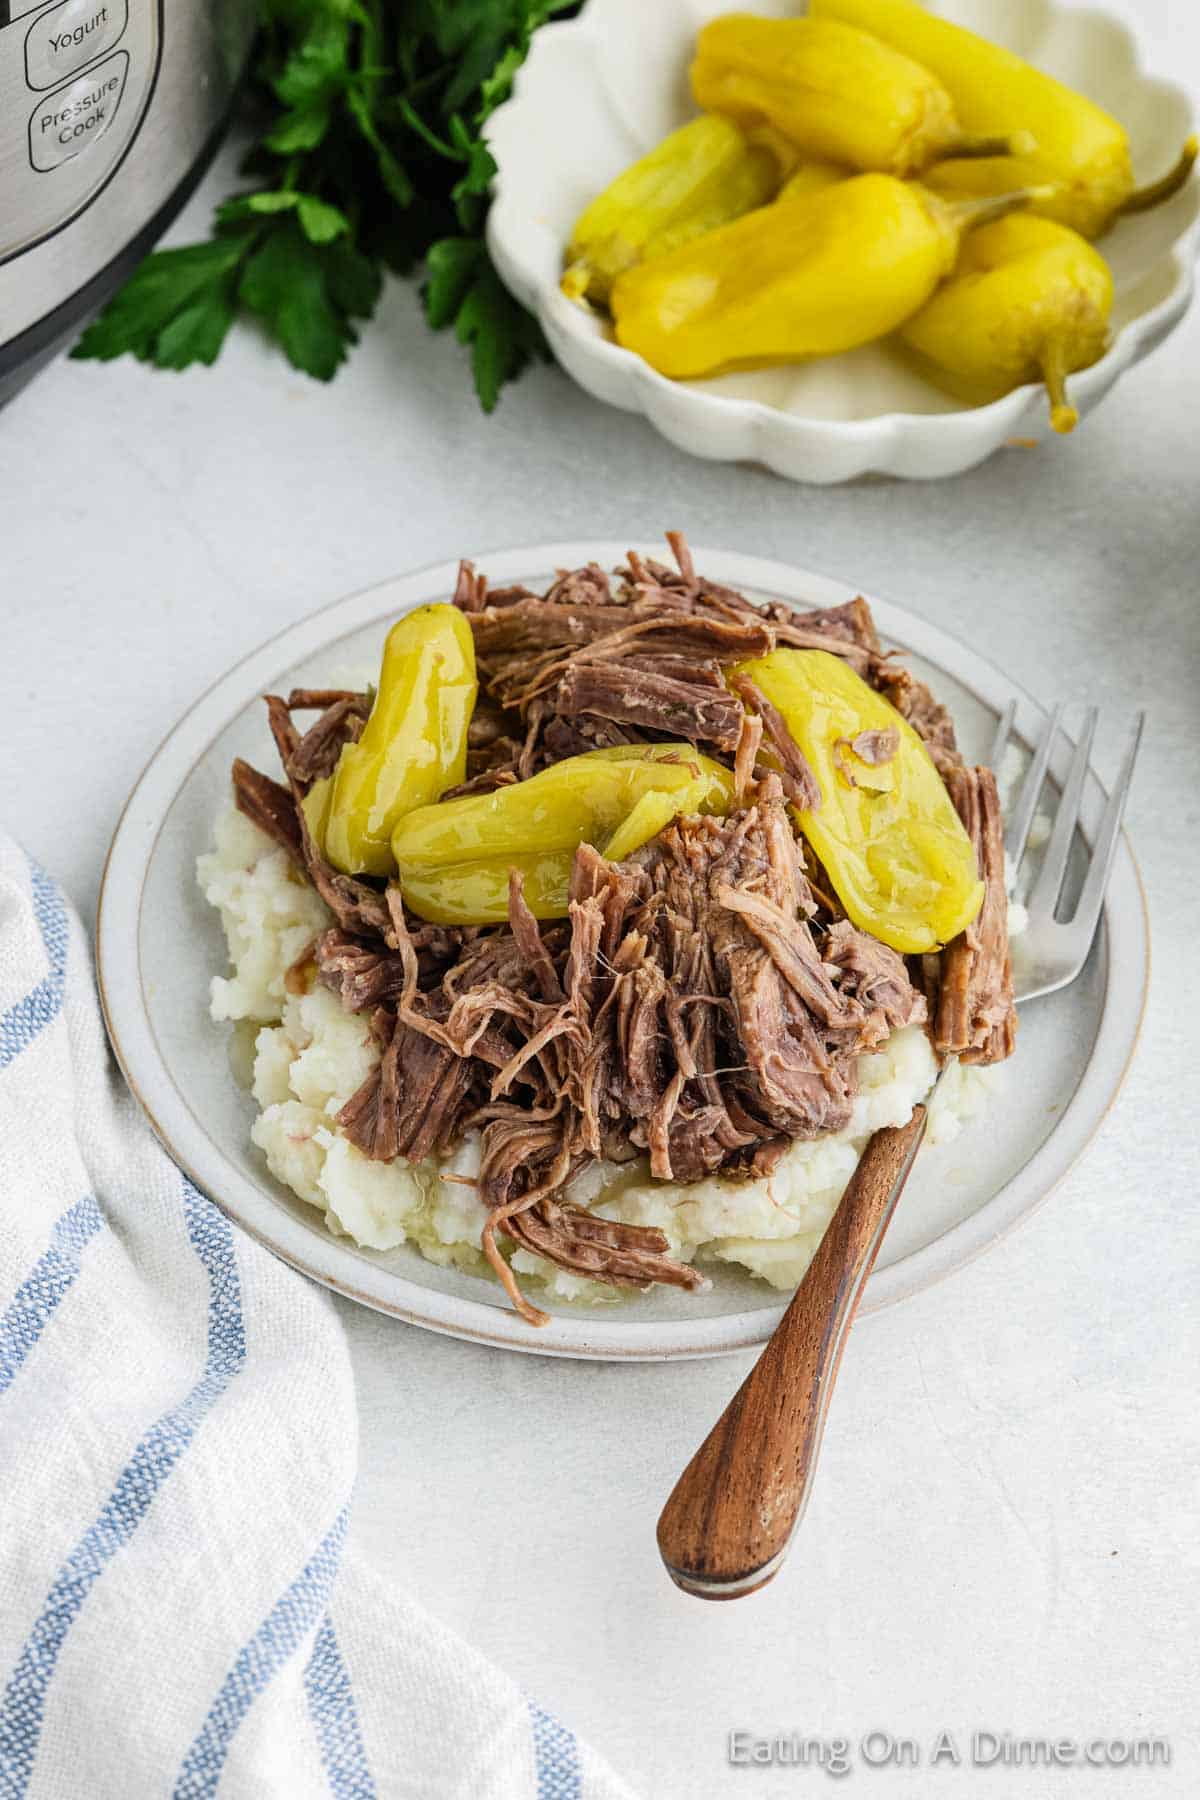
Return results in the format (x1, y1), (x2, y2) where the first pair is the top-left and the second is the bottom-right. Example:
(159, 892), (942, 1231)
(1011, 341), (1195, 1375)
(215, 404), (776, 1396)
(0, 0), (256, 401)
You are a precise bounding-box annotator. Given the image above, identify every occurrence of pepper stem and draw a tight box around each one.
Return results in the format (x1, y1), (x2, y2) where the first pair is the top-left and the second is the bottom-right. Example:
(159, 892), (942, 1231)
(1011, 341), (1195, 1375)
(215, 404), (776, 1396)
(1041, 337), (1078, 435)
(945, 182), (1058, 232)
(1121, 134), (1198, 215)
(942, 128), (1038, 162)
(560, 260), (592, 303)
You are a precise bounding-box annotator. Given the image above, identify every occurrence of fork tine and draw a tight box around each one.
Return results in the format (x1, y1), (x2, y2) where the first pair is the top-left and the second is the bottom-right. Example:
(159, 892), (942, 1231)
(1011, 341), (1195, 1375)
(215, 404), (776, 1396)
(1069, 711), (1145, 938)
(987, 699), (1016, 776)
(1029, 707), (1099, 917)
(1006, 702), (1063, 875)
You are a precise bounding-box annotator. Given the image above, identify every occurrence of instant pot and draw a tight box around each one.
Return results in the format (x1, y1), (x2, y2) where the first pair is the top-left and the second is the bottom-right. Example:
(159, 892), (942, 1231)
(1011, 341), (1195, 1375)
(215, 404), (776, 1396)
(0, 0), (257, 403)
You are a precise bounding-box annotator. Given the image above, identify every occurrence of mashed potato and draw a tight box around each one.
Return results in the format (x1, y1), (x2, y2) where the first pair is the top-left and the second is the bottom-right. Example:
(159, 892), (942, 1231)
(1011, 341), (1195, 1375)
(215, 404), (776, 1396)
(197, 807), (330, 1022)
(199, 806), (1000, 1305)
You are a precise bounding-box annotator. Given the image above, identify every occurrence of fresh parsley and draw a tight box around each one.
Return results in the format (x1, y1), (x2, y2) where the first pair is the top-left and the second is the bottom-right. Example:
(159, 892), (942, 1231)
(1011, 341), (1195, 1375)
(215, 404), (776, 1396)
(72, 0), (577, 409)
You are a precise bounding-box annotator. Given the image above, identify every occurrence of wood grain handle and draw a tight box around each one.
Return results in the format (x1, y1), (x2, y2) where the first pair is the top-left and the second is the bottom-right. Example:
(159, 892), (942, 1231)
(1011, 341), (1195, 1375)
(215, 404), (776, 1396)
(656, 1108), (929, 1601)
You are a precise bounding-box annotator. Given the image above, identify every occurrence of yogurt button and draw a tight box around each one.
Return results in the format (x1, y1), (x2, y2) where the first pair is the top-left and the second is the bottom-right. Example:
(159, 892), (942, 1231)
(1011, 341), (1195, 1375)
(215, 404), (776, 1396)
(26, 0), (128, 92)
(28, 51), (129, 172)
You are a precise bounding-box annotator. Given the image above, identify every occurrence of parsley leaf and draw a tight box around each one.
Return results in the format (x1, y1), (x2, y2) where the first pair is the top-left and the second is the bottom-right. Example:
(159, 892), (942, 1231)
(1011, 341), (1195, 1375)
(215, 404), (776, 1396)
(71, 238), (248, 366)
(425, 235), (549, 412)
(239, 218), (379, 380)
(71, 1), (579, 407)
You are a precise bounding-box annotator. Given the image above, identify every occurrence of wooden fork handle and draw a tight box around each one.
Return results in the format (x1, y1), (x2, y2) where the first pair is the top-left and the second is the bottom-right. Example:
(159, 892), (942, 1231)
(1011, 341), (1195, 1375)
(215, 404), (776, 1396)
(656, 1108), (929, 1601)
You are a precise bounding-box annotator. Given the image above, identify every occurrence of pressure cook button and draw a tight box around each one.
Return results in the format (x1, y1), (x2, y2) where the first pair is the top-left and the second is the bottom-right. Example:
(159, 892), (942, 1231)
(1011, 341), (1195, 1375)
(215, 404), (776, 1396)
(28, 50), (128, 172)
(25, 0), (128, 91)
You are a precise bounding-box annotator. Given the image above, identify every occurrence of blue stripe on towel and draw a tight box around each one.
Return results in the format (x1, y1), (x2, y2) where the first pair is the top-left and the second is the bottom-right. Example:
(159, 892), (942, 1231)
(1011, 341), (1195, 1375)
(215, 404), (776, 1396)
(0, 1179), (245, 1800)
(174, 1507), (352, 1800)
(303, 1613), (375, 1800)
(529, 1700), (582, 1800)
(0, 862), (68, 1071)
(0, 1195), (104, 1399)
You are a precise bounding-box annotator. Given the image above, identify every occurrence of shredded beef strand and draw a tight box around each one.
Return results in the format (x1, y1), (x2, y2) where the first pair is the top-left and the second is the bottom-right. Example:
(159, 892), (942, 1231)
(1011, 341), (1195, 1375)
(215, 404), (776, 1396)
(871, 663), (962, 773)
(733, 709), (764, 805)
(507, 869), (563, 1003)
(337, 1010), (475, 1163)
(557, 659), (745, 750)
(933, 766), (1016, 1064)
(316, 928), (411, 1012)
(286, 688), (371, 711)
(288, 695), (369, 784)
(850, 727), (899, 765)
(264, 692), (392, 938)
(832, 727), (901, 791)
(503, 1198), (708, 1293)
(453, 559), (489, 613)
(231, 759), (303, 861)
(728, 673), (822, 811)
(664, 528), (695, 584)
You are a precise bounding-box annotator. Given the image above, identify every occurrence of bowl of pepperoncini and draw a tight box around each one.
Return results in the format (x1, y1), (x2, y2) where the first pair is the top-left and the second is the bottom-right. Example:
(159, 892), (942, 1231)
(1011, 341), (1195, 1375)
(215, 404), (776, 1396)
(486, 0), (1197, 481)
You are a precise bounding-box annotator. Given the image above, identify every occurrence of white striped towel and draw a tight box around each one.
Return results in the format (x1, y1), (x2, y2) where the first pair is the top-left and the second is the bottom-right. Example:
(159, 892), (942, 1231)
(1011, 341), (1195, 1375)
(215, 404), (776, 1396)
(0, 837), (637, 1800)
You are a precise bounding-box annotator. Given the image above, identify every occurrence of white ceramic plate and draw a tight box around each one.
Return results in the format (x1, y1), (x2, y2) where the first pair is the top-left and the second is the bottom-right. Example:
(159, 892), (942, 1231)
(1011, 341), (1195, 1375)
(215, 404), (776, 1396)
(487, 0), (1198, 482)
(97, 545), (1148, 1360)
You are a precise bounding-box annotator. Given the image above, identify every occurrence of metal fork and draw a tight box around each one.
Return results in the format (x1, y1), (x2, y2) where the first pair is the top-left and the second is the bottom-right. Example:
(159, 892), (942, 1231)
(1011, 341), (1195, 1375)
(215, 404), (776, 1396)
(656, 704), (1145, 1601)
(995, 701), (1145, 1003)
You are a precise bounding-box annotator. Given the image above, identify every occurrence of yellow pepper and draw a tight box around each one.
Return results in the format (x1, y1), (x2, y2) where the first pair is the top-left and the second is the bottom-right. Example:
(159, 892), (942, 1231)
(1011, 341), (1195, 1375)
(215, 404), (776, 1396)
(304, 604), (476, 878)
(610, 172), (1044, 380)
(391, 744), (734, 925)
(561, 115), (781, 306)
(776, 158), (847, 202)
(743, 121), (808, 180)
(900, 214), (1113, 433)
(812, 0), (1197, 237)
(692, 14), (1028, 179)
(731, 649), (984, 954)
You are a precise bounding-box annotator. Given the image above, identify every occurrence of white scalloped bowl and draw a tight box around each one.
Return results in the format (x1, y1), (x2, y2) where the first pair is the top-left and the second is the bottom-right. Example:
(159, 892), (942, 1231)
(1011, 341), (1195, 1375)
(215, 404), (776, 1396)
(487, 0), (1197, 482)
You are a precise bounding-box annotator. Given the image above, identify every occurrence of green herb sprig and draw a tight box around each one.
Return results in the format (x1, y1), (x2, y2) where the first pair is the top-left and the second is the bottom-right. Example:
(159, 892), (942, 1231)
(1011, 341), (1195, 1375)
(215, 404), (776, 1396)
(73, 0), (576, 409)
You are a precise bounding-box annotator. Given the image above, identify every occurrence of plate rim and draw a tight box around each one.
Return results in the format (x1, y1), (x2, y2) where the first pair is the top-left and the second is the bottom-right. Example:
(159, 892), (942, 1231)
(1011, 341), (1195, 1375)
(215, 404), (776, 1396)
(96, 542), (1150, 1361)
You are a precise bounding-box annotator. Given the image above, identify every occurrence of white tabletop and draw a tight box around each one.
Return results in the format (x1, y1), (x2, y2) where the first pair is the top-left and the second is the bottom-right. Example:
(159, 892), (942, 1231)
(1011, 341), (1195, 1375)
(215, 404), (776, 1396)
(3, 3), (1196, 1788)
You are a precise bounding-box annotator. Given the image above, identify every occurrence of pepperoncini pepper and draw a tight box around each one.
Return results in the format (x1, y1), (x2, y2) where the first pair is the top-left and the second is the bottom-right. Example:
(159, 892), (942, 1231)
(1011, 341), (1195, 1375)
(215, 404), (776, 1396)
(391, 744), (734, 925)
(811, 0), (1197, 237)
(609, 172), (1045, 380)
(731, 649), (984, 954)
(303, 604), (477, 878)
(691, 14), (1029, 179)
(743, 122), (808, 181)
(900, 214), (1113, 433)
(776, 158), (848, 203)
(561, 115), (782, 307)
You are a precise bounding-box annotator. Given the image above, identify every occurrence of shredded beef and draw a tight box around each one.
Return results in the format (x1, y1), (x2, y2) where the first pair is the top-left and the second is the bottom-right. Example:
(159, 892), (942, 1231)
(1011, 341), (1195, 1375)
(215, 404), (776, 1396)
(446, 536), (916, 783)
(232, 759), (303, 861)
(262, 693), (392, 939)
(288, 695), (370, 784)
(315, 929), (412, 1012)
(832, 726), (901, 790)
(823, 921), (926, 1036)
(504, 1199), (707, 1293)
(732, 707), (763, 804)
(317, 781), (924, 1316)
(872, 664), (962, 774)
(850, 727), (899, 765)
(557, 658), (745, 749)
(930, 766), (1016, 1064)
(286, 687), (369, 710)
(453, 560), (489, 612)
(728, 672), (822, 810)
(229, 534), (1010, 1324)
(338, 1009), (476, 1163)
